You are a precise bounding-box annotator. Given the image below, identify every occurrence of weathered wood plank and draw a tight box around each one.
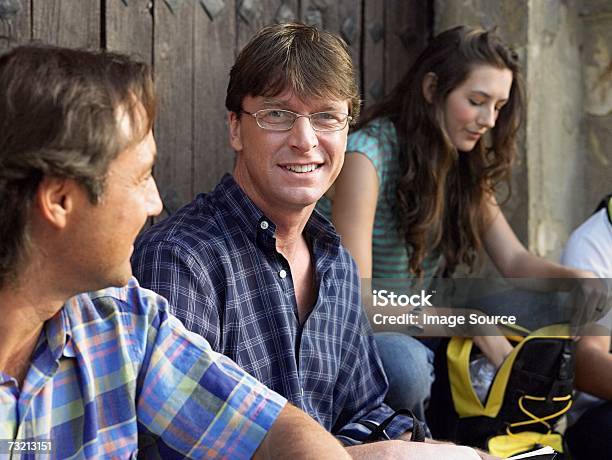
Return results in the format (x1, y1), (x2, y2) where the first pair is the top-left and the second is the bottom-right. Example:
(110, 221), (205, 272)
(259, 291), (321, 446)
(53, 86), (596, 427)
(363, 0), (384, 108)
(236, 0), (297, 52)
(300, 0), (362, 81)
(105, 0), (152, 62)
(338, 0), (362, 90)
(192, 0), (236, 193)
(300, 0), (334, 31)
(32, 0), (100, 48)
(0, 0), (31, 54)
(153, 0), (195, 218)
(105, 0), (154, 228)
(384, 0), (430, 93)
(2, 0), (433, 223)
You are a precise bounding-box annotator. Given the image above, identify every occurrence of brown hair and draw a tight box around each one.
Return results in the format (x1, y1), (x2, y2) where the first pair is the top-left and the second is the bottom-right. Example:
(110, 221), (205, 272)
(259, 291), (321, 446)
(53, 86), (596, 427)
(0, 45), (156, 288)
(226, 22), (360, 120)
(357, 26), (524, 276)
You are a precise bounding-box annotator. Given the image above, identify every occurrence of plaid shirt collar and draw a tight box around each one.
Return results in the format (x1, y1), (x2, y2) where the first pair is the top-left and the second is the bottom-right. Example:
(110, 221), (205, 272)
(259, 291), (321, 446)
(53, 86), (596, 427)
(216, 173), (340, 268)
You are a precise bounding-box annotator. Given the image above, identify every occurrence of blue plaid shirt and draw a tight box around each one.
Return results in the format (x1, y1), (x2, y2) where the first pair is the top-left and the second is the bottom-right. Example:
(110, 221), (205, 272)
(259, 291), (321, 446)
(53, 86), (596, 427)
(132, 174), (413, 445)
(0, 278), (285, 459)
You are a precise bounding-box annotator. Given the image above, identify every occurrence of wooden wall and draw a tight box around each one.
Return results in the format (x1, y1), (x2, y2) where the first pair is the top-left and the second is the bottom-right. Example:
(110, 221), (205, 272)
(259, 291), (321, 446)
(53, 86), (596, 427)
(0, 0), (431, 218)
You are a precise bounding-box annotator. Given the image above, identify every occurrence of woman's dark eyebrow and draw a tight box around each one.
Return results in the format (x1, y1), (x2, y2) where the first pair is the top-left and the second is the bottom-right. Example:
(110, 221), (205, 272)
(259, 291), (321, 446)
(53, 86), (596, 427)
(470, 90), (508, 103)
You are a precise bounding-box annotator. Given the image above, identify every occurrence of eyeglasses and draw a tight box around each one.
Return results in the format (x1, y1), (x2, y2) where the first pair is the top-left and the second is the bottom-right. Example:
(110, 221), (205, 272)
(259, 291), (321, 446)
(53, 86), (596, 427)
(241, 108), (352, 132)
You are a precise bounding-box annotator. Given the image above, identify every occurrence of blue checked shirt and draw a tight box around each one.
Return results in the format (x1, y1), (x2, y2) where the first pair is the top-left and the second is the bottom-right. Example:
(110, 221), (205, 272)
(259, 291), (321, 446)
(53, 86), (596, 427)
(0, 278), (286, 459)
(132, 174), (413, 445)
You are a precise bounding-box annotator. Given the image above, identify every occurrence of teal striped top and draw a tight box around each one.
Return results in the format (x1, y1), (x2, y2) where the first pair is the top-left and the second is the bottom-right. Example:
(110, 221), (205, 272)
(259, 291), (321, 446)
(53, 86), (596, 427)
(318, 118), (441, 285)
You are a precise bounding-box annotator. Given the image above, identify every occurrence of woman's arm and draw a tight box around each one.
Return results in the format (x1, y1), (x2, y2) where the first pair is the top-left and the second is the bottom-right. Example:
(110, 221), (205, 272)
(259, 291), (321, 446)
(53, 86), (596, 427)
(329, 152), (379, 278)
(476, 195), (602, 365)
(574, 334), (612, 399)
(482, 195), (591, 279)
(481, 196), (610, 327)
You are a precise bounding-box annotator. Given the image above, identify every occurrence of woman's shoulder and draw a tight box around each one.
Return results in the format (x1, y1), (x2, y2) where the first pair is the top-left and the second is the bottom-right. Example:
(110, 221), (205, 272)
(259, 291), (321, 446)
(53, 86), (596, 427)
(346, 117), (399, 179)
(347, 117), (399, 166)
(350, 116), (397, 137)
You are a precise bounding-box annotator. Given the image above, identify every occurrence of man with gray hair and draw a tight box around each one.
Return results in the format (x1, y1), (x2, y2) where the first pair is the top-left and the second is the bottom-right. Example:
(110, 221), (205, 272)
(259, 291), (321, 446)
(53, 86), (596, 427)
(0, 44), (350, 459)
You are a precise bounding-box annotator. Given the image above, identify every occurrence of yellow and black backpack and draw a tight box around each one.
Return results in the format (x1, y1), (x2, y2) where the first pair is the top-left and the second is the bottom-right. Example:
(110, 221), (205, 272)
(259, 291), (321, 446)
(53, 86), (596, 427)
(426, 325), (575, 458)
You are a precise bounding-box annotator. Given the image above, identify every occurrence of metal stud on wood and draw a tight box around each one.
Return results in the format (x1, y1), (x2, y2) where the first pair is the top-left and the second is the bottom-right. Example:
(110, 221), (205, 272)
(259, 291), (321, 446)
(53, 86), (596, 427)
(369, 79), (383, 101)
(200, 0), (225, 20)
(0, 0), (20, 19)
(368, 21), (384, 43)
(304, 8), (322, 29)
(238, 0), (257, 25)
(275, 3), (295, 23)
(164, 0), (180, 15)
(341, 16), (355, 45)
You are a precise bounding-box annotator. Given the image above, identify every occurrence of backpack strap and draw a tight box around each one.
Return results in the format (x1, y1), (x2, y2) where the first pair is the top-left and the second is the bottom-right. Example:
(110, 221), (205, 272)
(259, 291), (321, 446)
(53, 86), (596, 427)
(362, 409), (427, 442)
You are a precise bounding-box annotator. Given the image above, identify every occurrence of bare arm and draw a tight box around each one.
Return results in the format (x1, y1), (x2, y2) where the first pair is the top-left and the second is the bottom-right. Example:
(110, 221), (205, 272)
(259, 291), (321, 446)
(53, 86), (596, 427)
(253, 404), (350, 459)
(329, 152), (379, 278)
(346, 440), (489, 459)
(574, 334), (612, 399)
(477, 196), (589, 365)
(482, 196), (588, 279)
(481, 196), (611, 327)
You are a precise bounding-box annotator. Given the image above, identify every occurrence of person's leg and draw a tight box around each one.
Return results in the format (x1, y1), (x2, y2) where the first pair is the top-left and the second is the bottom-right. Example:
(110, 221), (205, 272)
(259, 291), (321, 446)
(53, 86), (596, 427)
(565, 401), (612, 460)
(374, 332), (435, 423)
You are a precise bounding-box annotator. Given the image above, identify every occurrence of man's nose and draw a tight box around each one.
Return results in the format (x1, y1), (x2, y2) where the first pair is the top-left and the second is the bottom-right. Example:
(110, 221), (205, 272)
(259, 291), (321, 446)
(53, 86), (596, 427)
(148, 178), (163, 217)
(288, 116), (318, 152)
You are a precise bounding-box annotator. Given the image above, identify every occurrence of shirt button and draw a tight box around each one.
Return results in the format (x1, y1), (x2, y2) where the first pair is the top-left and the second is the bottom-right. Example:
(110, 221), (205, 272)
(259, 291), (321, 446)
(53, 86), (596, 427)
(279, 269), (287, 279)
(259, 220), (269, 230)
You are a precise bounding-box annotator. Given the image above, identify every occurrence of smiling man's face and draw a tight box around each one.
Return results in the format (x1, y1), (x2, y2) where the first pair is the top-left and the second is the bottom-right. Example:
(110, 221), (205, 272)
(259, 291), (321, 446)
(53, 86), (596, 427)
(229, 88), (349, 215)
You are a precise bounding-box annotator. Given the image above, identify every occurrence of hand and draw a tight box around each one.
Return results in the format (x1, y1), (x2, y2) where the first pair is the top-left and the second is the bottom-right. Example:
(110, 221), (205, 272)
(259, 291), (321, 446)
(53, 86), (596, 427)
(472, 335), (513, 368)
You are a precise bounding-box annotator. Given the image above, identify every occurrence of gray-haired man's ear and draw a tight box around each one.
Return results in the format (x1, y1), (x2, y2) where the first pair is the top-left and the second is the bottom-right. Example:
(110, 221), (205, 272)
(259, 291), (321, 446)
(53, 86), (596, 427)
(34, 176), (78, 230)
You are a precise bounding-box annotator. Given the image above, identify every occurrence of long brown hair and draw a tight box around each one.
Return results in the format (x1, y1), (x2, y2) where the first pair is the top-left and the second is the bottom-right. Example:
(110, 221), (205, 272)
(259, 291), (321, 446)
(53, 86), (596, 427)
(357, 26), (524, 276)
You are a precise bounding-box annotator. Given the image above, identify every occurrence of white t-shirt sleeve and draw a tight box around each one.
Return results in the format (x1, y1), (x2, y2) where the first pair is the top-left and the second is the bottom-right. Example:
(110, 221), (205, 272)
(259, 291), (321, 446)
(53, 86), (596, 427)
(561, 209), (612, 329)
(561, 209), (612, 278)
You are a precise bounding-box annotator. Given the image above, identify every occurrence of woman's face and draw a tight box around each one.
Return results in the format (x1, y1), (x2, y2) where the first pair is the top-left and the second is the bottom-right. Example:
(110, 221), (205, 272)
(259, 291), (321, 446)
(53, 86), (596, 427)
(443, 64), (513, 152)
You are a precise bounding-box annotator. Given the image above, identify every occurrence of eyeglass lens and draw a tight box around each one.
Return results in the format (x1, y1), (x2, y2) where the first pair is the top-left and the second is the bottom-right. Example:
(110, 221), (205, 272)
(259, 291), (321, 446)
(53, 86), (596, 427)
(256, 109), (348, 131)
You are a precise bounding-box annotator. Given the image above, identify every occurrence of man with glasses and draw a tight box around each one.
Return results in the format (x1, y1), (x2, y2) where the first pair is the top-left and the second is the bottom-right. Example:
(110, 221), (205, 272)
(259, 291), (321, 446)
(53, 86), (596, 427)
(0, 44), (350, 459)
(133, 23), (487, 459)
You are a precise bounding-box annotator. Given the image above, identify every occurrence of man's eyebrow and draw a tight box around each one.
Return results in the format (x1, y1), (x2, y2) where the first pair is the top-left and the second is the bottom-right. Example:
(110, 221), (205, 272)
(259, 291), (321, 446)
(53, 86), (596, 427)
(260, 99), (346, 112)
(261, 98), (290, 107)
(316, 103), (346, 112)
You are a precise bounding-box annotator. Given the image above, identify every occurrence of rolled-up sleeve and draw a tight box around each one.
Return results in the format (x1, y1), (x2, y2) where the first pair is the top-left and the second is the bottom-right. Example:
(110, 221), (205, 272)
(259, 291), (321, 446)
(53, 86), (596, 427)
(133, 287), (287, 459)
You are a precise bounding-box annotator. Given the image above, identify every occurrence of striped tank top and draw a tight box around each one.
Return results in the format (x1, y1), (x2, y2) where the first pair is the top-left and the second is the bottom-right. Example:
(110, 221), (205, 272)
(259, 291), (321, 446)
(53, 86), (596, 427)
(317, 117), (441, 285)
